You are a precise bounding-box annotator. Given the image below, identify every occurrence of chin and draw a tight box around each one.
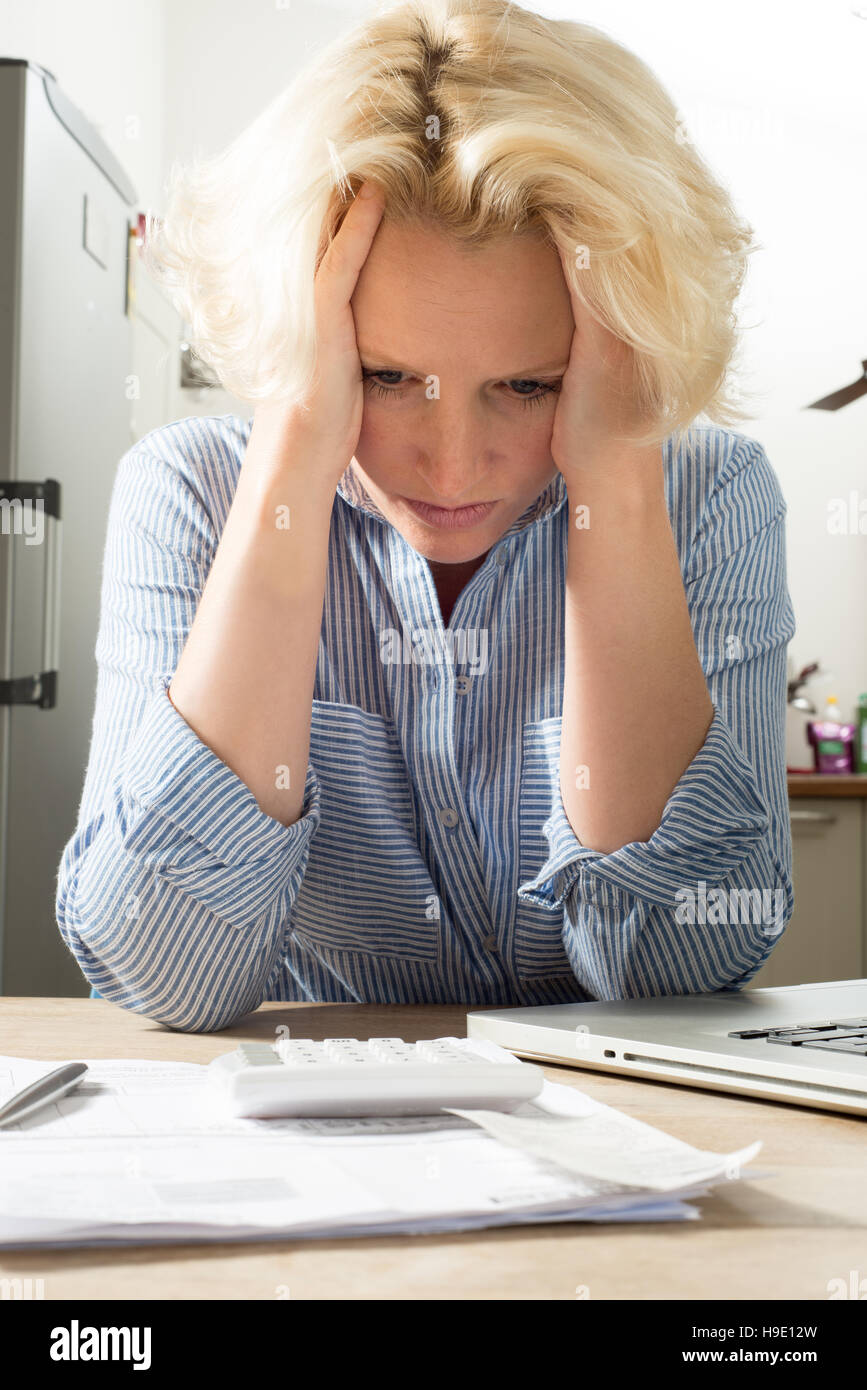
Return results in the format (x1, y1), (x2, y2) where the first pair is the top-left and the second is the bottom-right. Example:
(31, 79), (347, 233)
(398, 517), (503, 561)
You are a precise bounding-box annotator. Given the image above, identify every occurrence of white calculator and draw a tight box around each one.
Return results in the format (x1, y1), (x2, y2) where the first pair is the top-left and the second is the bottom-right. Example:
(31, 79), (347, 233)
(208, 1036), (545, 1118)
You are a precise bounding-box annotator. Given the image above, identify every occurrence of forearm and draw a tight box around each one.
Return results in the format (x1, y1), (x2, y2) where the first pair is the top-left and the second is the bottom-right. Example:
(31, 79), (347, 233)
(169, 413), (335, 827)
(560, 446), (714, 853)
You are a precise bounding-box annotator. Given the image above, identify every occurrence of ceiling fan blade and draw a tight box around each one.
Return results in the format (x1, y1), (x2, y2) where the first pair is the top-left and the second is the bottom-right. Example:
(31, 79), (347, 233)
(806, 359), (867, 410)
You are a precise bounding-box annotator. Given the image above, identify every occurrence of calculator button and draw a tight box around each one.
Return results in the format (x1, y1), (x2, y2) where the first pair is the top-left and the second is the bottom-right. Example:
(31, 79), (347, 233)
(275, 1040), (322, 1065)
(238, 1044), (280, 1066)
(368, 1039), (417, 1062)
(417, 1041), (469, 1064)
(323, 1040), (375, 1063)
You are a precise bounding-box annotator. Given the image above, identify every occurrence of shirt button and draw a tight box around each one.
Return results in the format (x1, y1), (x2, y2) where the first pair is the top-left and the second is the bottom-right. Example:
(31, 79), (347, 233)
(495, 549), (509, 566)
(438, 807), (459, 828)
(482, 934), (499, 952)
(455, 675), (471, 695)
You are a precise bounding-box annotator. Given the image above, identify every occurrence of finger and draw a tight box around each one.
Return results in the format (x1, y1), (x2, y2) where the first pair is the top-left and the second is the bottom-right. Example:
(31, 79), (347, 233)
(316, 181), (385, 303)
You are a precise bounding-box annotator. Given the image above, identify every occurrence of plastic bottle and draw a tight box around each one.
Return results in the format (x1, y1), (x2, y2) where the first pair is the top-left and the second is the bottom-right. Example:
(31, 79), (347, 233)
(807, 694), (856, 772)
(856, 693), (867, 774)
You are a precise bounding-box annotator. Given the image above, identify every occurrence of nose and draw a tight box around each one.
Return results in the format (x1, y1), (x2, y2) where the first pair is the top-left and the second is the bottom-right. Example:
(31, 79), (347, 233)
(414, 391), (493, 504)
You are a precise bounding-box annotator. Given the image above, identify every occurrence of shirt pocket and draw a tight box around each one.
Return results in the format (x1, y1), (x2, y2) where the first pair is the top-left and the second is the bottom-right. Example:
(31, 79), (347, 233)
(513, 716), (577, 982)
(289, 700), (441, 964)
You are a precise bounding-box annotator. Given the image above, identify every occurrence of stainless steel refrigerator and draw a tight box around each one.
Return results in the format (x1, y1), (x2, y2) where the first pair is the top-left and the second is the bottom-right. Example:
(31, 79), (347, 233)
(0, 57), (136, 994)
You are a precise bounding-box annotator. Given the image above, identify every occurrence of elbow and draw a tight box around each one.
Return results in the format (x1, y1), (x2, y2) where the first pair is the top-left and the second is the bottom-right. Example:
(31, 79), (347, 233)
(89, 982), (264, 1035)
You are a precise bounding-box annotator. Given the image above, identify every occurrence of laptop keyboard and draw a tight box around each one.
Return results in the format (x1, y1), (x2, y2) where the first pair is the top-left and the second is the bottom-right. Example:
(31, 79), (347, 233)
(728, 1017), (867, 1055)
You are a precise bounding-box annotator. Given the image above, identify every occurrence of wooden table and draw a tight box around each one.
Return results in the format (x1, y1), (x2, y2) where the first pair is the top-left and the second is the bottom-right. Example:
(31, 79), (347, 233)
(0, 998), (864, 1300)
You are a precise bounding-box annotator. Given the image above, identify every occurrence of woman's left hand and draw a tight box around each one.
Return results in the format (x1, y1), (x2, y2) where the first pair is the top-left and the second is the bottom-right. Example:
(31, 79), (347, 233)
(551, 243), (661, 482)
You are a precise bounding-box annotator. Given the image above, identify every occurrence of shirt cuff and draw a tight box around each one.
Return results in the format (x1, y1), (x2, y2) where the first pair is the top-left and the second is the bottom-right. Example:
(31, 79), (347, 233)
(115, 676), (320, 928)
(516, 703), (769, 912)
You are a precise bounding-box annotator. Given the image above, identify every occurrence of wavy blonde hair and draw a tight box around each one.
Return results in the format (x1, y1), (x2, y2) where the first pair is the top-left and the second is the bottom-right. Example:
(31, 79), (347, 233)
(143, 0), (760, 450)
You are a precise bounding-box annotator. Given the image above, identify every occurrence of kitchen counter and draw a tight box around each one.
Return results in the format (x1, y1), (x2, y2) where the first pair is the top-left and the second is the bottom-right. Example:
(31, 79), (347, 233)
(788, 773), (867, 797)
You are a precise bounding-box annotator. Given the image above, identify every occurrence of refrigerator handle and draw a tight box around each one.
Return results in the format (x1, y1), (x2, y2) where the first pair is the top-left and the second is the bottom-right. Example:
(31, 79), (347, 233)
(0, 477), (61, 710)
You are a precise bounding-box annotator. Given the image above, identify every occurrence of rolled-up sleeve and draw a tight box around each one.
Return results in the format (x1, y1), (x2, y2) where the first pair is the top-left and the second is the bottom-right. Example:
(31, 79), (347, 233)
(55, 444), (321, 1032)
(516, 436), (797, 998)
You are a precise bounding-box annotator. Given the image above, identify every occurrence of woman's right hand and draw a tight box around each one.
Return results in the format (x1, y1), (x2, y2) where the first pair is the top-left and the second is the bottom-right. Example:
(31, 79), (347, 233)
(250, 180), (386, 487)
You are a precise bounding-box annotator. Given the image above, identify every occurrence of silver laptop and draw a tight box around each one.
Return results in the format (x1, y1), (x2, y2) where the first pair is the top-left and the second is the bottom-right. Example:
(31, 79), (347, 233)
(467, 979), (867, 1116)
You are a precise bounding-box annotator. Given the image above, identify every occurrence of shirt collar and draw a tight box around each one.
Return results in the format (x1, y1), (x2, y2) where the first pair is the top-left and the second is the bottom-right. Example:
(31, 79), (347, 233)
(335, 462), (568, 538)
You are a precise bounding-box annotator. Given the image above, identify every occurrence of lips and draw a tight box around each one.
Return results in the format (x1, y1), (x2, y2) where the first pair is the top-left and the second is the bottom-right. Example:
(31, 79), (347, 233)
(400, 497), (497, 531)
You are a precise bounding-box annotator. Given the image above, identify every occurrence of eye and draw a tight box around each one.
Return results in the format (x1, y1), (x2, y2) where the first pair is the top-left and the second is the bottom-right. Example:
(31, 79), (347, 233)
(361, 369), (562, 407)
(361, 368), (409, 398)
(506, 379), (561, 410)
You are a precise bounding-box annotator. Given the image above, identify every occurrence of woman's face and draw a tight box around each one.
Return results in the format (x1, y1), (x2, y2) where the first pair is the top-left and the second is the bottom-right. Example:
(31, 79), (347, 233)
(349, 218), (575, 564)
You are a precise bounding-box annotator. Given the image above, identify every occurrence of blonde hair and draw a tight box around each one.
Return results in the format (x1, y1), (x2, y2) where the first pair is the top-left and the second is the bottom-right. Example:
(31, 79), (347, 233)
(144, 0), (761, 450)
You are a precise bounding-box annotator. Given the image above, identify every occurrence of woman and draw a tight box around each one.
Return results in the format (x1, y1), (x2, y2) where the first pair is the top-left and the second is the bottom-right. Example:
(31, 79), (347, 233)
(56, 0), (796, 1031)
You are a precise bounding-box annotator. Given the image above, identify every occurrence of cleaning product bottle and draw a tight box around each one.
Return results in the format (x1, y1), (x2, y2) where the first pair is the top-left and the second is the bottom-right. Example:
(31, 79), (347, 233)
(856, 693), (867, 774)
(807, 694), (856, 773)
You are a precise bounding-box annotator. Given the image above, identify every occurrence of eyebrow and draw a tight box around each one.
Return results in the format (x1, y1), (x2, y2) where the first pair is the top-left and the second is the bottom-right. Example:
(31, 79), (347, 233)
(357, 348), (569, 377)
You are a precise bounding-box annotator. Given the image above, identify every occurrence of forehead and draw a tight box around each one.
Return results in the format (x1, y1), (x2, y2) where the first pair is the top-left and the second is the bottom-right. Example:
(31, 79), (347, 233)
(351, 217), (574, 361)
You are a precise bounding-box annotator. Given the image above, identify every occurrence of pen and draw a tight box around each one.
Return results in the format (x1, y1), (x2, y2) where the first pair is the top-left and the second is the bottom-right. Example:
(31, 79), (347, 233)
(0, 1062), (88, 1129)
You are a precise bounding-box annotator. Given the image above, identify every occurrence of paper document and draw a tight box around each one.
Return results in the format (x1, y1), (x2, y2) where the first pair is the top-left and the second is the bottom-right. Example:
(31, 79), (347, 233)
(445, 1107), (762, 1192)
(0, 1039), (770, 1248)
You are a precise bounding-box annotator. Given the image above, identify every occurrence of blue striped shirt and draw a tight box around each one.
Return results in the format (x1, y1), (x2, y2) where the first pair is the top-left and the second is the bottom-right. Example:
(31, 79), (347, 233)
(56, 415), (797, 1032)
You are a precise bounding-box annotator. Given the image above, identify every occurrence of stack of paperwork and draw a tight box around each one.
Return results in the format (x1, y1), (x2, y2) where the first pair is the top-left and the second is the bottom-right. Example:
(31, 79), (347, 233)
(0, 1038), (768, 1247)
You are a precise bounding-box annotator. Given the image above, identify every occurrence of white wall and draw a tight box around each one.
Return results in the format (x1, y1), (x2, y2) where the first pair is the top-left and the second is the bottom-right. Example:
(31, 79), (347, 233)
(0, 0), (166, 212)
(157, 0), (363, 419)
(4, 0), (866, 716)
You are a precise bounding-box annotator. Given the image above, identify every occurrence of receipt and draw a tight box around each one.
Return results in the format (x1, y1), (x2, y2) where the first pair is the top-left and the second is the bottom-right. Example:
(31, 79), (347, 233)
(444, 1105), (764, 1192)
